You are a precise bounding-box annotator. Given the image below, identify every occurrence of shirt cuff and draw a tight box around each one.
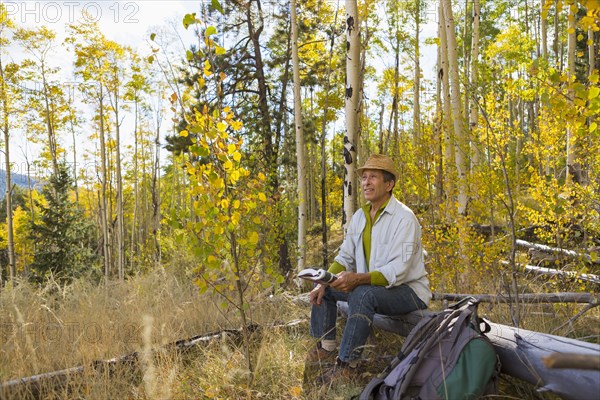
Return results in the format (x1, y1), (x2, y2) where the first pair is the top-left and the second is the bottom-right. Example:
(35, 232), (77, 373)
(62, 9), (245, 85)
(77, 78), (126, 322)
(328, 261), (346, 275)
(369, 271), (388, 286)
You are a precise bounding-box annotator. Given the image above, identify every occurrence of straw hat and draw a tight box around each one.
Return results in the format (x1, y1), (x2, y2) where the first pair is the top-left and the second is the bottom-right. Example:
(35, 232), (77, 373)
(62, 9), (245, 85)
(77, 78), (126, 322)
(356, 154), (399, 181)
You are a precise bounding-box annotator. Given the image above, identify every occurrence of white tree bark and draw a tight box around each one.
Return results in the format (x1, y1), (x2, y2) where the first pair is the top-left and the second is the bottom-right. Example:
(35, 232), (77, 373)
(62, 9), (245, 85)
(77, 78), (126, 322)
(541, 0), (548, 59)
(566, 2), (576, 185)
(290, 0), (307, 271)
(413, 0), (421, 145)
(343, 0), (360, 234)
(469, 0), (481, 168)
(442, 0), (468, 215)
(439, 0), (454, 218)
(589, 26), (596, 76)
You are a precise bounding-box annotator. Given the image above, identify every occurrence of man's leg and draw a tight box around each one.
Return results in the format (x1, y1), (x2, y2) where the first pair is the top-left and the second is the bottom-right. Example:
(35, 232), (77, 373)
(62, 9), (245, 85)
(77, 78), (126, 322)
(338, 284), (426, 362)
(309, 286), (348, 341)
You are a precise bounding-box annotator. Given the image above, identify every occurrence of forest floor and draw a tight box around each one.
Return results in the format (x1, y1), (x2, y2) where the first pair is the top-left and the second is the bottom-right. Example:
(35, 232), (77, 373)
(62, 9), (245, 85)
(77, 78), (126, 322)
(1, 267), (597, 399)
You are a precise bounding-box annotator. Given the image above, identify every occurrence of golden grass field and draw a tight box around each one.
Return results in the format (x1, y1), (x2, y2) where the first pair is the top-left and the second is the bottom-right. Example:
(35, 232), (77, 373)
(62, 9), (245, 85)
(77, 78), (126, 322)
(0, 263), (598, 399)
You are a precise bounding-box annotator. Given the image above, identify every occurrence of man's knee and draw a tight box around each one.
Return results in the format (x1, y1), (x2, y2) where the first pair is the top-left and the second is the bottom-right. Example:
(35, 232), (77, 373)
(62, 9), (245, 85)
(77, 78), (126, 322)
(347, 285), (378, 309)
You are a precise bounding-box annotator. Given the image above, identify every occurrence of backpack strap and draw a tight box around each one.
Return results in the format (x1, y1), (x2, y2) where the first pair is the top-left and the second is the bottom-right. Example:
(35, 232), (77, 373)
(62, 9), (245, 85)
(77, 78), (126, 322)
(358, 377), (384, 400)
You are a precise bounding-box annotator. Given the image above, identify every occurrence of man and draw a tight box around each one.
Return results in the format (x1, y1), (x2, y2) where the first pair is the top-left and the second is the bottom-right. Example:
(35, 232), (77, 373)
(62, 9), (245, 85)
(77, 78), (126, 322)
(308, 154), (431, 384)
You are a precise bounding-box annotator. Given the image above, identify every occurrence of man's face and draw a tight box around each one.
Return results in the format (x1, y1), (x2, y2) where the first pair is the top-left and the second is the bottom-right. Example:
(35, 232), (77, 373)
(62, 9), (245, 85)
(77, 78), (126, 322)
(360, 169), (393, 204)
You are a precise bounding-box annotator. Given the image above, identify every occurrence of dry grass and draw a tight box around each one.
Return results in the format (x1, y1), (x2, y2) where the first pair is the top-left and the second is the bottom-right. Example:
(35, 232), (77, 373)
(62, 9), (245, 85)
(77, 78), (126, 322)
(1, 260), (598, 399)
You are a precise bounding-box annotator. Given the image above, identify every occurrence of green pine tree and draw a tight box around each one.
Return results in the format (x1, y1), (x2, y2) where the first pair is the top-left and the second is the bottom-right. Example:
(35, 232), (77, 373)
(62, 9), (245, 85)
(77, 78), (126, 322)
(29, 163), (98, 283)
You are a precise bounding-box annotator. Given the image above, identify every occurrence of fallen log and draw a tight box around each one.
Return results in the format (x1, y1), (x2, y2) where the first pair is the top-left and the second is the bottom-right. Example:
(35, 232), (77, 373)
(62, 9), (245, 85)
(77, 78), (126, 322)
(500, 260), (600, 285)
(0, 321), (303, 399)
(542, 353), (600, 370)
(522, 264), (600, 285)
(337, 301), (600, 400)
(516, 239), (600, 265)
(433, 291), (599, 304)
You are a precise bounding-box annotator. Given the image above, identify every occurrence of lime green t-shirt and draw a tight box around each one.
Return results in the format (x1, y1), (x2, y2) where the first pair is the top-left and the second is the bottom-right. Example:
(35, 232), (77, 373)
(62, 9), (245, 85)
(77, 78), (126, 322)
(328, 199), (390, 286)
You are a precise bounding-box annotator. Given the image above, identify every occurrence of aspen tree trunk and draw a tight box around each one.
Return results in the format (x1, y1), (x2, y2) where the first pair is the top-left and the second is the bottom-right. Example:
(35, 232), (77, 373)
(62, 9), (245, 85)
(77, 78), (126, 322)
(541, 0), (548, 59)
(113, 86), (125, 280)
(413, 0), (421, 146)
(344, 0), (360, 233)
(470, 0), (481, 168)
(0, 59), (16, 285)
(319, 6), (339, 268)
(291, 0), (307, 272)
(589, 26), (596, 75)
(435, 25), (444, 207)
(98, 85), (111, 278)
(130, 100), (139, 271)
(566, 2), (577, 185)
(439, 0), (454, 217)
(41, 66), (59, 176)
(393, 28), (400, 153)
(152, 120), (161, 263)
(68, 103), (79, 202)
(553, 0), (560, 62)
(442, 0), (468, 216)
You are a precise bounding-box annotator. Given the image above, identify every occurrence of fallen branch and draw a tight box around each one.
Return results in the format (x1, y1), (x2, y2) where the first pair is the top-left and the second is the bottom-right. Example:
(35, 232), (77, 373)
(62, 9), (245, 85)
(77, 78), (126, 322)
(500, 260), (600, 285)
(521, 264), (600, 285)
(0, 320), (304, 399)
(542, 353), (600, 370)
(516, 239), (599, 264)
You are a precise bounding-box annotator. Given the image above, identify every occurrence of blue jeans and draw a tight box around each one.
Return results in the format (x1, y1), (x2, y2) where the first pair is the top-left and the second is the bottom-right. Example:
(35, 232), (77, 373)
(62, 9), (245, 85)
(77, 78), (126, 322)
(310, 284), (427, 362)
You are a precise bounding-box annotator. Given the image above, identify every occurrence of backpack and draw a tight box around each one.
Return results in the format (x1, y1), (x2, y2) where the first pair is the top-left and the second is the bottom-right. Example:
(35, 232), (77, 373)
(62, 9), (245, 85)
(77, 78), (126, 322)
(360, 297), (500, 400)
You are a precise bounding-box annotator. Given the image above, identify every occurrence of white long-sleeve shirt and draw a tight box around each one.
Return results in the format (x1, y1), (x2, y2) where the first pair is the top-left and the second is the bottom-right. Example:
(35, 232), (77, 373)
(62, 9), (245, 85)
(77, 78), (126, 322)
(334, 196), (432, 306)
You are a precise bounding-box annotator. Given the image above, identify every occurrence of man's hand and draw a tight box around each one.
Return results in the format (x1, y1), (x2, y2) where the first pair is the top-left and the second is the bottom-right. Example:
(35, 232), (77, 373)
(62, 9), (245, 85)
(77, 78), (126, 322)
(309, 284), (326, 305)
(330, 271), (371, 293)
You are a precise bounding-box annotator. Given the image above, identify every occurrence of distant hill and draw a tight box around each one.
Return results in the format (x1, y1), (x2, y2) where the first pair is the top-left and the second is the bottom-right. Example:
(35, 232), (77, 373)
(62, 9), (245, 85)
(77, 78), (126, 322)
(0, 170), (38, 198)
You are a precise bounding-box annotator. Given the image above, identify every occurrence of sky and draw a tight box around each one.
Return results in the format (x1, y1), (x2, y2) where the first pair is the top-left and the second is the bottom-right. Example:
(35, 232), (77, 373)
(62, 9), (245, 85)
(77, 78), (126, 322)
(3, 0), (445, 180)
(4, 0), (199, 177)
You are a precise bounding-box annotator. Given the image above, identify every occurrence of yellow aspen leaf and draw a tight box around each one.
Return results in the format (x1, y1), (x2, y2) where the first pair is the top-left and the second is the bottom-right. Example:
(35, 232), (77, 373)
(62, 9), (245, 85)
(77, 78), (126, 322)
(215, 46), (226, 55)
(590, 73), (599, 83)
(258, 192), (267, 202)
(227, 143), (236, 153)
(233, 151), (241, 162)
(232, 200), (241, 209)
(231, 120), (243, 130)
(249, 231), (259, 245)
(170, 92), (178, 103)
(289, 386), (303, 397)
(213, 177), (225, 189)
(207, 255), (218, 266)
(589, 86), (600, 99)
(252, 216), (261, 224)
(224, 106), (231, 113)
(198, 77), (205, 88)
(590, 122), (598, 133)
(180, 130), (189, 137)
(217, 121), (227, 131)
(258, 172), (266, 181)
(223, 160), (233, 170)
(567, 27), (575, 35)
(221, 199), (229, 209)
(577, 34), (584, 41)
(229, 170), (240, 184)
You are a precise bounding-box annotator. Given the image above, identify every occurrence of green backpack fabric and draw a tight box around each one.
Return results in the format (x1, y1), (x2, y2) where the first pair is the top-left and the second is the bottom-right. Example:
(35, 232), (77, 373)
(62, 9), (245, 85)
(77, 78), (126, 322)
(360, 297), (500, 400)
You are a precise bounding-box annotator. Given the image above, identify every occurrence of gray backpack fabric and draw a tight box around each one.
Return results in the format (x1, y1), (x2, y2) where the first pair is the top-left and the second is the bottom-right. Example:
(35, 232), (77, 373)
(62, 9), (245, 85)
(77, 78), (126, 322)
(360, 297), (500, 400)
